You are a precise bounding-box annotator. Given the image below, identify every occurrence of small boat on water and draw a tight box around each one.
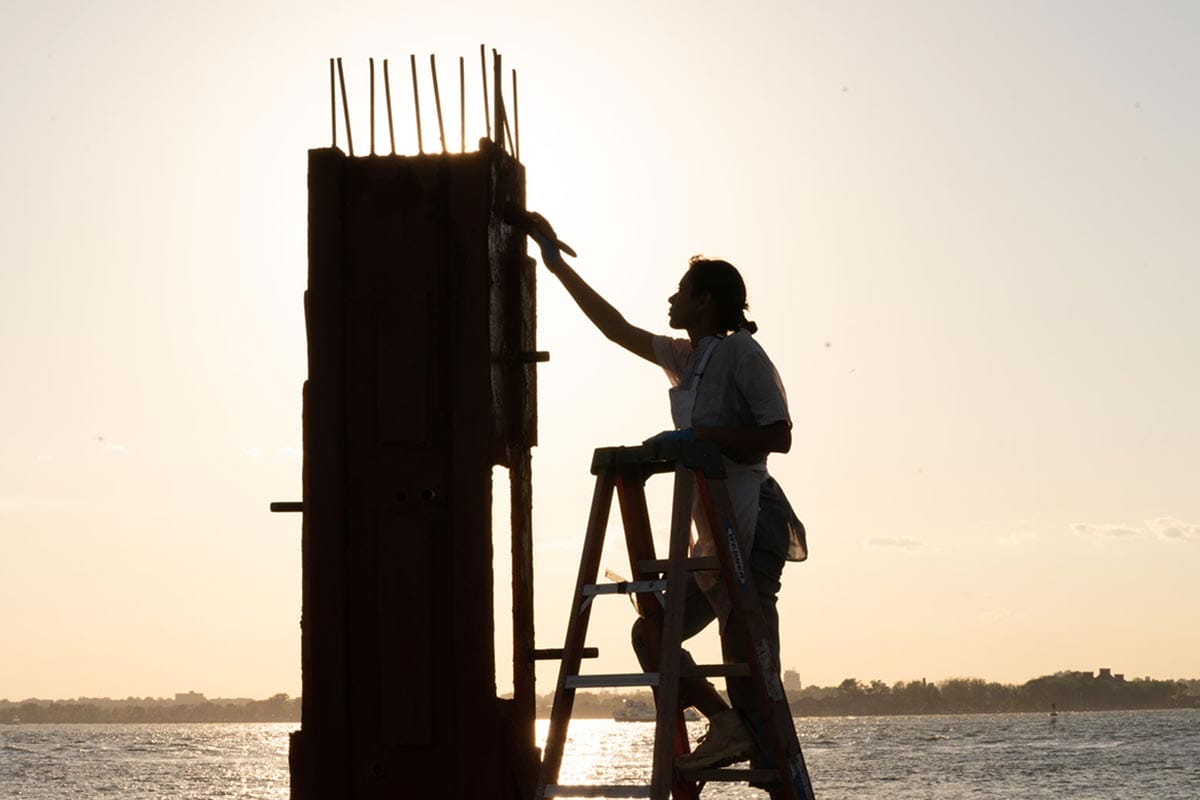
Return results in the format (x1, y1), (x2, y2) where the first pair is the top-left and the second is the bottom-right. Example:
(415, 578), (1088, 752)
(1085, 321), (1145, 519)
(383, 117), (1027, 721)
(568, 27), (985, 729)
(4, 716), (19, 725)
(612, 699), (699, 722)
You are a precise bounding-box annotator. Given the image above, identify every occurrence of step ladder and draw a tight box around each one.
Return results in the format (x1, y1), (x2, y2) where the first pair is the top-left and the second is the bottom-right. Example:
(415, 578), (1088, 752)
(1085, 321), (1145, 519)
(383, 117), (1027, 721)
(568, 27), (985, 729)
(536, 440), (816, 800)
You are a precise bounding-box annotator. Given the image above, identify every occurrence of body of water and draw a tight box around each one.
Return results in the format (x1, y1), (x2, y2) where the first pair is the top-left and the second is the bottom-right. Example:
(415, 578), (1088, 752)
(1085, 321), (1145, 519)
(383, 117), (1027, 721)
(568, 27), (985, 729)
(2, 709), (1197, 799)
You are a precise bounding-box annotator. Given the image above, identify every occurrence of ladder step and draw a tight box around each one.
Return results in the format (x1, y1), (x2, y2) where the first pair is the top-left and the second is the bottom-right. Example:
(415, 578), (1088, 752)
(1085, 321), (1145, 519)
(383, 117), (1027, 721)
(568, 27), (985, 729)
(582, 580), (667, 596)
(532, 647), (599, 661)
(638, 557), (720, 573)
(545, 785), (652, 798)
(679, 768), (780, 784)
(683, 663), (751, 678)
(566, 673), (659, 689)
(590, 440), (726, 478)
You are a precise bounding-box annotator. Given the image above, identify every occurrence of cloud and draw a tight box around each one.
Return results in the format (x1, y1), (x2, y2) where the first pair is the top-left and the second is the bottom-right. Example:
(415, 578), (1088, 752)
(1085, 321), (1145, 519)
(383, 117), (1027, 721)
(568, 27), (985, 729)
(1070, 518), (1200, 543)
(1146, 517), (1200, 542)
(1070, 522), (1142, 539)
(864, 535), (923, 550)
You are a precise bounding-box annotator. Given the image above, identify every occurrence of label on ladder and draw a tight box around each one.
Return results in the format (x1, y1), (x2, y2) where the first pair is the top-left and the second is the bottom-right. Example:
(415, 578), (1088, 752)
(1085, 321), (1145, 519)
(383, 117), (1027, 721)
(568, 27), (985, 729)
(724, 516), (747, 590)
(788, 752), (815, 800)
(756, 640), (785, 702)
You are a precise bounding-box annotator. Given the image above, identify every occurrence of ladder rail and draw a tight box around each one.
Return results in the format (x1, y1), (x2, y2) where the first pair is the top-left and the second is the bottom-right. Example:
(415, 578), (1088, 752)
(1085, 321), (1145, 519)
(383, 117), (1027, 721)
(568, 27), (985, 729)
(536, 470), (618, 799)
(614, 474), (666, 615)
(647, 467), (701, 800)
(695, 475), (816, 800)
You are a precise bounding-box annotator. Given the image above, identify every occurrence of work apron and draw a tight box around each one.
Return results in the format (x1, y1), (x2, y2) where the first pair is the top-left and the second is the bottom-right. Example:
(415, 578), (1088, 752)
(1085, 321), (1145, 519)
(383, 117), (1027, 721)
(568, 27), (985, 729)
(669, 335), (766, 623)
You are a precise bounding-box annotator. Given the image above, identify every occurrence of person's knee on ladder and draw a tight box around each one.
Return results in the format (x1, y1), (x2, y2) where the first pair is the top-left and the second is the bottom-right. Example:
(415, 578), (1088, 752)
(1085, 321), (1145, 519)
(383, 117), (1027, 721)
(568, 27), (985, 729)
(630, 596), (757, 772)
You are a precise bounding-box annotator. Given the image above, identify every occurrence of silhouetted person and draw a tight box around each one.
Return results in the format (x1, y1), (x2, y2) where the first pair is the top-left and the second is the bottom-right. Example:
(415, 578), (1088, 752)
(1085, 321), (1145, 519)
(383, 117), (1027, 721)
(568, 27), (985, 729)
(526, 217), (806, 790)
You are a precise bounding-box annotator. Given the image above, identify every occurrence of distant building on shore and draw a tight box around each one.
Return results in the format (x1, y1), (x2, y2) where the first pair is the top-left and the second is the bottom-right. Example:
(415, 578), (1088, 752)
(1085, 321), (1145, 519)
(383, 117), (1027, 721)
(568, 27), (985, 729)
(784, 669), (801, 693)
(174, 691), (206, 705)
(1060, 668), (1127, 683)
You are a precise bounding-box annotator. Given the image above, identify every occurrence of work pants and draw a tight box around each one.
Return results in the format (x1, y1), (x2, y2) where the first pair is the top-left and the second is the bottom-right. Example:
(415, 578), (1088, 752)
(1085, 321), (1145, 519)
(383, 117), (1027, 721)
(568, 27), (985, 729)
(630, 477), (791, 769)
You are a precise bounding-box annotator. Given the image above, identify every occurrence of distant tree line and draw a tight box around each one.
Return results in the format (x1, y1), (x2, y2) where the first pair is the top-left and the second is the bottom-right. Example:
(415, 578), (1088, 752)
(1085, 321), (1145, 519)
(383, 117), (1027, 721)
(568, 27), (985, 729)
(0, 693), (299, 724)
(5, 674), (1197, 724)
(787, 673), (1196, 716)
(539, 673), (1200, 719)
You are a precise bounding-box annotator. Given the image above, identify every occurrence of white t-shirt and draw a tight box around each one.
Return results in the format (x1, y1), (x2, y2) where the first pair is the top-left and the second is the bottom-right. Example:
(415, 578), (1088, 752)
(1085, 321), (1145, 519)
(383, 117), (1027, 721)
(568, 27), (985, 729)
(650, 331), (799, 612)
(652, 330), (791, 437)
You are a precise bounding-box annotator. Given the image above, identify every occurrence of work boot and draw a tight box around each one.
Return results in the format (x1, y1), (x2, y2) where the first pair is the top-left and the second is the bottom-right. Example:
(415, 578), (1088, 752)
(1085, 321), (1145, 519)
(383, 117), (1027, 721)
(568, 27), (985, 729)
(675, 709), (755, 771)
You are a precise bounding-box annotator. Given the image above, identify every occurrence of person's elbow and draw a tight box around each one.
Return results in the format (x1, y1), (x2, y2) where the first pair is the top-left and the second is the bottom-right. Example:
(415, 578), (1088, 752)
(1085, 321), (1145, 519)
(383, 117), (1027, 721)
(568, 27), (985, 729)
(768, 421), (791, 454)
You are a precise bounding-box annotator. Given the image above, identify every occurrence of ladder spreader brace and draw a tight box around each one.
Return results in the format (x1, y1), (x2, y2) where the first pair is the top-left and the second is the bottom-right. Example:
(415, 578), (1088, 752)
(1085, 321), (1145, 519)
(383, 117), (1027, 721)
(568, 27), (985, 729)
(536, 440), (816, 800)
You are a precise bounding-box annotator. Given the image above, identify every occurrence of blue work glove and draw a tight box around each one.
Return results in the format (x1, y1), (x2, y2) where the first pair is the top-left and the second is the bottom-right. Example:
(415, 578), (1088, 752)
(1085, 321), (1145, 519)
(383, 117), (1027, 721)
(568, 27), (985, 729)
(643, 428), (696, 445)
(530, 229), (566, 268)
(520, 210), (575, 268)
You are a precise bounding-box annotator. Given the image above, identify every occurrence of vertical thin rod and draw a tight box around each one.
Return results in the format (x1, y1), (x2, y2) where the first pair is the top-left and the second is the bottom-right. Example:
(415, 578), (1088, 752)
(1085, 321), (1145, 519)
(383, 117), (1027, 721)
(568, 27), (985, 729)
(336, 57), (353, 156)
(410, 54), (424, 154)
(459, 56), (466, 153)
(503, 103), (515, 155)
(512, 68), (520, 162)
(383, 59), (396, 155)
(494, 51), (514, 155)
(430, 54), (447, 154)
(479, 44), (491, 140)
(493, 49), (504, 153)
(329, 58), (336, 149)
(369, 58), (376, 156)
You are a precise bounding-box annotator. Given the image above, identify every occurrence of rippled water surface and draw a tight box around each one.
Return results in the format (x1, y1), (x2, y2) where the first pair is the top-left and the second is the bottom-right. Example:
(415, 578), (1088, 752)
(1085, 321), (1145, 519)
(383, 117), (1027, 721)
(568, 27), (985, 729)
(2, 723), (289, 799)
(3, 710), (1197, 798)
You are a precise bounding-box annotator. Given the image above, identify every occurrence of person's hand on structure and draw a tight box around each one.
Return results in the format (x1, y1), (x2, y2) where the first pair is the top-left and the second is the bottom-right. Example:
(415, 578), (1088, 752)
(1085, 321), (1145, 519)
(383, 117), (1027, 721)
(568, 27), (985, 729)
(531, 230), (567, 271)
(519, 210), (574, 272)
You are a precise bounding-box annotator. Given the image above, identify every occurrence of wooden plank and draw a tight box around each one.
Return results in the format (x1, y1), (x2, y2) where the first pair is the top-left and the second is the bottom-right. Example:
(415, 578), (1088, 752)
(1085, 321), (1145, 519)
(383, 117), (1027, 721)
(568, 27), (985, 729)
(299, 147), (350, 800)
(444, 155), (504, 800)
(566, 673), (660, 689)
(510, 449), (537, 745)
(376, 291), (429, 443)
(531, 647), (598, 661)
(376, 514), (433, 747)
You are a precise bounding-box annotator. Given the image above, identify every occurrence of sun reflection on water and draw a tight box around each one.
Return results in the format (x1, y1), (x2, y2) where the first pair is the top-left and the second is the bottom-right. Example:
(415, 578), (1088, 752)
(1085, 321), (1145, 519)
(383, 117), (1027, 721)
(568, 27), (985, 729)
(537, 718), (656, 789)
(533, 718), (772, 798)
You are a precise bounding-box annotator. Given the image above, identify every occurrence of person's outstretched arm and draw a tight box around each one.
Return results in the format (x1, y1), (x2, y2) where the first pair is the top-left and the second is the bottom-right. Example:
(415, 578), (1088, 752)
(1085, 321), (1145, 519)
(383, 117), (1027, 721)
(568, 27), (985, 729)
(538, 245), (657, 365)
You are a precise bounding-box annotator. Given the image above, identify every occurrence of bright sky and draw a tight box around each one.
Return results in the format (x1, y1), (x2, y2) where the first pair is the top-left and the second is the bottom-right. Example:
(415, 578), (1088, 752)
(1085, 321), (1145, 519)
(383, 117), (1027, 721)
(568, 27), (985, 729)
(2, 1), (1197, 701)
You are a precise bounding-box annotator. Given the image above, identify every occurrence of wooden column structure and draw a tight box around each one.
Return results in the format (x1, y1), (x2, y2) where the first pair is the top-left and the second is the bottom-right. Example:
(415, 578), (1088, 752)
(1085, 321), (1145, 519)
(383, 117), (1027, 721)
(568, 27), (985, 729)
(291, 139), (538, 799)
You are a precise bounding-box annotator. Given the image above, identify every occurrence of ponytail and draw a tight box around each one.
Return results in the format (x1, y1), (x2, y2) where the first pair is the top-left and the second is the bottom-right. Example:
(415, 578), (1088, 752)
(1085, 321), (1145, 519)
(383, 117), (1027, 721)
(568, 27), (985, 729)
(688, 256), (757, 334)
